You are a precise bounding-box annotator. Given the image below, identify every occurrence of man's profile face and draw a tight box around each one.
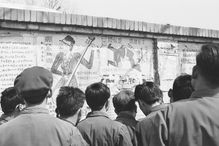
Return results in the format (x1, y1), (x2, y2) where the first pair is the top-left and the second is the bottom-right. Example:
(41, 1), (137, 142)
(138, 99), (151, 116)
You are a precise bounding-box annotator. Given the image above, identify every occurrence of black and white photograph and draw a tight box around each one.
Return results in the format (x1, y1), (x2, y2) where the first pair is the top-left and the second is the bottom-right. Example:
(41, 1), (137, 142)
(0, 0), (219, 145)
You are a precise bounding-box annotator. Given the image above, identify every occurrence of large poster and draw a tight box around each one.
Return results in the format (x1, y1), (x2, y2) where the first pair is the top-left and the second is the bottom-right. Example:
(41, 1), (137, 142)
(0, 31), (154, 119)
(37, 34), (154, 118)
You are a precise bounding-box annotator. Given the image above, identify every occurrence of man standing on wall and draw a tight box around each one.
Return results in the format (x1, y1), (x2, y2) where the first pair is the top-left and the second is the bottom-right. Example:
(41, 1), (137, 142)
(51, 35), (94, 88)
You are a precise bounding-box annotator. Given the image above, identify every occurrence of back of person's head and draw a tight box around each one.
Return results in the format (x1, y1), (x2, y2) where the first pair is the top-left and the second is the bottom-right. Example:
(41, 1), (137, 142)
(85, 82), (110, 111)
(14, 66), (53, 105)
(169, 74), (193, 102)
(1, 87), (24, 115)
(113, 89), (136, 114)
(195, 44), (219, 87)
(56, 86), (85, 118)
(134, 81), (163, 105)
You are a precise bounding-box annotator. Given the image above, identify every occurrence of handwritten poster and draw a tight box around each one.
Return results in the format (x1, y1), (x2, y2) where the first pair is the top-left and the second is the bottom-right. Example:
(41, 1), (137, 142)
(178, 43), (202, 74)
(0, 37), (36, 92)
(158, 41), (179, 89)
(157, 41), (179, 103)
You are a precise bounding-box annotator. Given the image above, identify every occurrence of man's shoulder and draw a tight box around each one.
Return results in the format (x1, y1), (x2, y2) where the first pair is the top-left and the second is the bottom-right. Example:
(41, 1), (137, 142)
(77, 116), (126, 131)
(168, 98), (198, 113)
(137, 115), (154, 127)
(0, 114), (75, 131)
(138, 109), (168, 127)
(46, 115), (77, 130)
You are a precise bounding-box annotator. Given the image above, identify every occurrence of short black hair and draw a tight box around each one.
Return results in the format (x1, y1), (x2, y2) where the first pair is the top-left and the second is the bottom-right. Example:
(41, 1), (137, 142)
(171, 74), (193, 102)
(56, 86), (85, 118)
(113, 90), (136, 113)
(1, 87), (24, 115)
(134, 81), (163, 105)
(85, 82), (110, 111)
(196, 44), (219, 86)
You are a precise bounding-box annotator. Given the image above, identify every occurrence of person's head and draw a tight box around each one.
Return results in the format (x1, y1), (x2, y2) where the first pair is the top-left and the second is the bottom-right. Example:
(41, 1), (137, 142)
(1, 87), (24, 115)
(113, 89), (137, 115)
(14, 66), (53, 106)
(168, 74), (193, 102)
(85, 82), (110, 111)
(59, 35), (75, 52)
(134, 81), (163, 115)
(192, 44), (219, 90)
(56, 86), (85, 122)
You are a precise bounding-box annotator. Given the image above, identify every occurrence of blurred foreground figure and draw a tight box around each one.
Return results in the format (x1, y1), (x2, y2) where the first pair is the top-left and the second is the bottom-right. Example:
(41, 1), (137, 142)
(137, 44), (219, 146)
(113, 89), (138, 146)
(168, 74), (194, 102)
(0, 87), (24, 125)
(77, 82), (132, 146)
(0, 66), (87, 146)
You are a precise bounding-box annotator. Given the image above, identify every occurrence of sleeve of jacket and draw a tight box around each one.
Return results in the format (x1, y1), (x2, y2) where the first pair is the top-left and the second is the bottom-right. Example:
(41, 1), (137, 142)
(118, 125), (133, 146)
(136, 111), (168, 146)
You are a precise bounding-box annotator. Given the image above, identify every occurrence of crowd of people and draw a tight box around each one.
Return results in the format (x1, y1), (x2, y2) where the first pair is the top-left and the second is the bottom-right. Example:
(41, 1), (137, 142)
(0, 43), (218, 146)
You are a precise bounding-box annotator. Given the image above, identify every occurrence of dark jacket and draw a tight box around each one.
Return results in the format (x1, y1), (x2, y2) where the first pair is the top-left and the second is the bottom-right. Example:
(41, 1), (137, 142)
(115, 111), (138, 146)
(77, 111), (133, 146)
(136, 104), (168, 146)
(0, 114), (14, 125)
(137, 88), (219, 146)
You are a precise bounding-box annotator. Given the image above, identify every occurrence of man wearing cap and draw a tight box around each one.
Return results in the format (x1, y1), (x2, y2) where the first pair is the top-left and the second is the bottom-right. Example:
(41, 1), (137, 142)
(0, 66), (87, 146)
(51, 35), (94, 88)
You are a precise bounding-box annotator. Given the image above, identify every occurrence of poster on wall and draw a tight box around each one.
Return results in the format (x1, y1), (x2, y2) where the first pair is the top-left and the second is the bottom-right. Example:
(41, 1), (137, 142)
(0, 31), (154, 119)
(158, 41), (202, 103)
(0, 31), (204, 119)
(178, 43), (202, 74)
(36, 33), (154, 119)
(0, 34), (36, 93)
(157, 40), (180, 103)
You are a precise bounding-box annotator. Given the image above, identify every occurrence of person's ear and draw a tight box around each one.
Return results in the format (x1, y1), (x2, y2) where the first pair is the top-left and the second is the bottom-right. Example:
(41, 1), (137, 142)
(168, 89), (173, 98)
(105, 99), (110, 111)
(75, 108), (83, 125)
(192, 65), (198, 79)
(138, 99), (145, 109)
(134, 103), (137, 113)
(46, 89), (52, 98)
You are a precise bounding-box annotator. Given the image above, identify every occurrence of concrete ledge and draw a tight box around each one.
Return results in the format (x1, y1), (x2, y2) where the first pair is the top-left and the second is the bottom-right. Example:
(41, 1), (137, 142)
(0, 7), (219, 38)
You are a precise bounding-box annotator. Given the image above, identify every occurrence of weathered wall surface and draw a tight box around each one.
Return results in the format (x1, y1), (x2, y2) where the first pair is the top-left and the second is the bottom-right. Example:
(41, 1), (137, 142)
(1, 8), (219, 119)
